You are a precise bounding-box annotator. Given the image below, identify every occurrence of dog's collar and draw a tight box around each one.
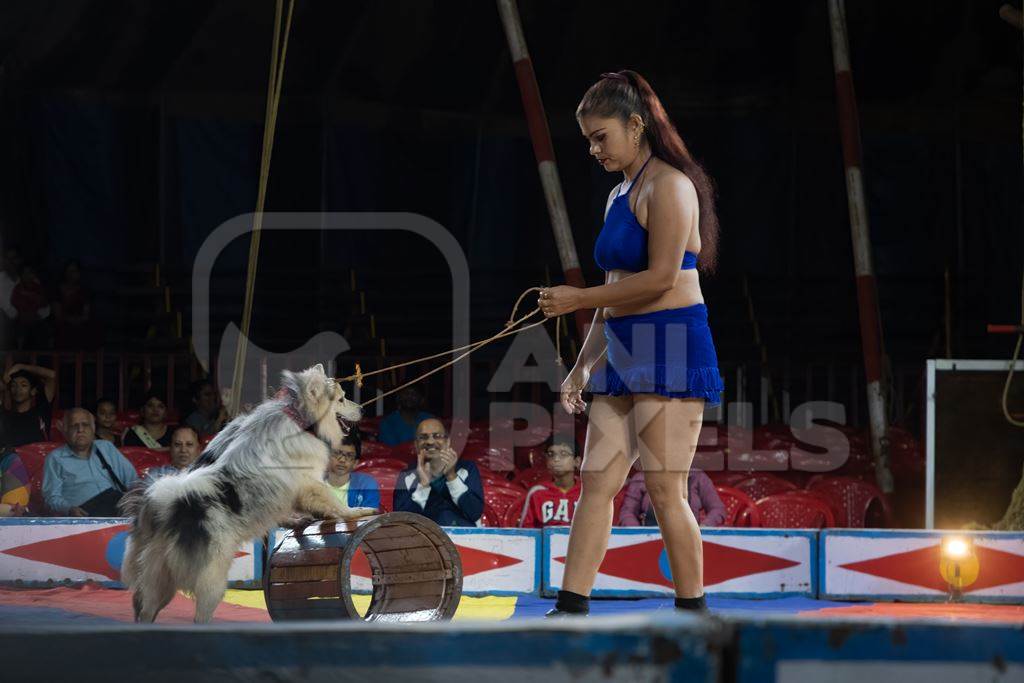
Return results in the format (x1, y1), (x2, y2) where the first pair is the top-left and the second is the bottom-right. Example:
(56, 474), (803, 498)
(275, 388), (317, 435)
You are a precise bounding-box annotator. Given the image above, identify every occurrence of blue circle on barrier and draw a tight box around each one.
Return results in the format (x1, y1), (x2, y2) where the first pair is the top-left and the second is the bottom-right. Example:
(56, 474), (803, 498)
(106, 531), (128, 572)
(658, 548), (673, 582)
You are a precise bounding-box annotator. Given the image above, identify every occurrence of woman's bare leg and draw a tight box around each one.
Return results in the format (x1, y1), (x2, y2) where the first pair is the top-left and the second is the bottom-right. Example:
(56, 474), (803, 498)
(559, 394), (636, 596)
(633, 395), (705, 598)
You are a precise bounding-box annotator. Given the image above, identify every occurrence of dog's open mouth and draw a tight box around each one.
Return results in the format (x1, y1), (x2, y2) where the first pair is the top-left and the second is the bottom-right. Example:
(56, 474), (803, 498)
(336, 413), (356, 435)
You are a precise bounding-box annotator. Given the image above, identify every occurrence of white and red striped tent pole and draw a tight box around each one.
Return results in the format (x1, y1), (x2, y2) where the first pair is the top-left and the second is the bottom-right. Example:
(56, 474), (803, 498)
(827, 0), (893, 492)
(496, 0), (590, 343)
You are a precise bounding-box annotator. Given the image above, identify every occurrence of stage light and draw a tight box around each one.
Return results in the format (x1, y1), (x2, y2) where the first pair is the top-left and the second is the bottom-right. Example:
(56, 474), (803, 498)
(939, 536), (979, 601)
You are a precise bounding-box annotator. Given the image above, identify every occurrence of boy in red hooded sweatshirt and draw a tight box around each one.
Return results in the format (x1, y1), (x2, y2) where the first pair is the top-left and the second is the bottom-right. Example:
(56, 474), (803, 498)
(519, 437), (582, 528)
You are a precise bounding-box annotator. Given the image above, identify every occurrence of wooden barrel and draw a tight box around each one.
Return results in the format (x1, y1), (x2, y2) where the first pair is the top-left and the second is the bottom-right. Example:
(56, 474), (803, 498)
(265, 511), (463, 622)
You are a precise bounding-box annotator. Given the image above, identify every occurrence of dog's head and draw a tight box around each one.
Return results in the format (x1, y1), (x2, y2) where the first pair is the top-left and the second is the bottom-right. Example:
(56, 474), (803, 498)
(280, 364), (361, 449)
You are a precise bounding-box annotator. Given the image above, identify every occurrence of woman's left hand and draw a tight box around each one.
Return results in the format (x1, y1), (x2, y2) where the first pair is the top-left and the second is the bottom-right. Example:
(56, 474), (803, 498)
(538, 286), (583, 318)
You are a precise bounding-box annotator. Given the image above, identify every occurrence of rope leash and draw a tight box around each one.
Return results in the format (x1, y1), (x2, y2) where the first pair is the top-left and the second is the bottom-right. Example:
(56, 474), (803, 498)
(340, 286), (563, 409)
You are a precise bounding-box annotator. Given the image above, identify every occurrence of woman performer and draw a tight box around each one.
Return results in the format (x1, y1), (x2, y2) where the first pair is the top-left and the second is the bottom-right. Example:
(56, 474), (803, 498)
(538, 69), (724, 615)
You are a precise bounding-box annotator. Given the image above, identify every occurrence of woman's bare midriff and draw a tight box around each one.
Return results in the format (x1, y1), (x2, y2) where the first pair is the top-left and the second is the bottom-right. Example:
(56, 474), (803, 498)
(604, 269), (703, 319)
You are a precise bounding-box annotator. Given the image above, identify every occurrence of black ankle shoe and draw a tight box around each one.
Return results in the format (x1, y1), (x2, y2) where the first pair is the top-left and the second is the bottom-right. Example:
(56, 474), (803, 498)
(674, 594), (708, 612)
(544, 607), (587, 618)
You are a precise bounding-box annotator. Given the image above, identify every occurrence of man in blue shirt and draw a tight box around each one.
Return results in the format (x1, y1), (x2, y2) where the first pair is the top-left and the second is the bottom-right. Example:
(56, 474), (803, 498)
(43, 407), (138, 516)
(393, 418), (483, 527)
(378, 387), (434, 446)
(326, 428), (380, 511)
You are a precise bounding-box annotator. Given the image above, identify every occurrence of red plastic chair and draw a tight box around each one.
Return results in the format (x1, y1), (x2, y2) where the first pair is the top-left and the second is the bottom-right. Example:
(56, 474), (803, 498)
(389, 441), (418, 462)
(734, 473), (798, 501)
(120, 447), (171, 476)
(361, 468), (403, 512)
(512, 465), (551, 490)
(755, 493), (835, 528)
(480, 504), (502, 527)
(806, 475), (893, 528)
(356, 457), (408, 472)
(611, 487), (629, 526)
(359, 441), (396, 461)
(715, 485), (762, 527)
(357, 415), (384, 437)
(707, 471), (750, 487)
(15, 441), (63, 513)
(502, 489), (532, 527)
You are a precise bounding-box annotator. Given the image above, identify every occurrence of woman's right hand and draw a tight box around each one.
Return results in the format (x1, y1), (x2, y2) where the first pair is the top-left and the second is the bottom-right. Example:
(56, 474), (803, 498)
(560, 365), (589, 415)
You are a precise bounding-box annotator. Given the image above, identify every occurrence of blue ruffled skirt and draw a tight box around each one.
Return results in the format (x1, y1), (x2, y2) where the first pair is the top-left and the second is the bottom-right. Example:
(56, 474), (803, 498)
(587, 303), (725, 406)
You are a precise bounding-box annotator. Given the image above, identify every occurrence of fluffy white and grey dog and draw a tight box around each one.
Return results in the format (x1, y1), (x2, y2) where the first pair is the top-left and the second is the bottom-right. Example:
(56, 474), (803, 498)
(120, 363), (375, 624)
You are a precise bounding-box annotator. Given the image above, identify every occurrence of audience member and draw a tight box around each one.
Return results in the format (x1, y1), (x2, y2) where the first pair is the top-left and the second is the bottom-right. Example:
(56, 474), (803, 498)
(10, 263), (52, 349)
(378, 387), (433, 445)
(393, 418), (483, 526)
(325, 429), (380, 511)
(93, 397), (122, 446)
(53, 259), (97, 350)
(145, 426), (201, 483)
(123, 393), (172, 449)
(0, 245), (22, 347)
(519, 437), (582, 528)
(0, 363), (55, 447)
(619, 468), (727, 527)
(184, 379), (228, 439)
(0, 448), (29, 516)
(42, 407), (138, 516)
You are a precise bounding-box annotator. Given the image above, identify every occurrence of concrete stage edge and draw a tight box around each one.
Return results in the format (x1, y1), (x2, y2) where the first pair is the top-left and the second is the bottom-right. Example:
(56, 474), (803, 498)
(2, 612), (1021, 683)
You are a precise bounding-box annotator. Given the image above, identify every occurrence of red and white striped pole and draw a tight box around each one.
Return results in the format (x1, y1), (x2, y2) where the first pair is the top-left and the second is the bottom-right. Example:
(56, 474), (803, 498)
(828, 0), (893, 492)
(496, 0), (590, 343)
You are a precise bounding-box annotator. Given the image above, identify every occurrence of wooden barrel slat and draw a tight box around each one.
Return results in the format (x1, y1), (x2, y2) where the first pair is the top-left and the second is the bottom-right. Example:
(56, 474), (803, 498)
(376, 595), (451, 612)
(268, 596), (348, 612)
(265, 580), (340, 600)
(372, 569), (452, 586)
(372, 547), (444, 570)
(377, 580), (446, 600)
(268, 564), (337, 583)
(362, 535), (435, 553)
(269, 547), (342, 567)
(266, 512), (461, 622)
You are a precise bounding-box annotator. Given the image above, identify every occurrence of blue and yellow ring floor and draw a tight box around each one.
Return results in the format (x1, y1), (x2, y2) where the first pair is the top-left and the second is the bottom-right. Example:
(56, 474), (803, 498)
(1, 585), (1022, 625)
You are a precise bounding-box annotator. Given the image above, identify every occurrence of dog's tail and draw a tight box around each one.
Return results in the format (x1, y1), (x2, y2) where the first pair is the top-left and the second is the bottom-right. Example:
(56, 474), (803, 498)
(118, 485), (146, 521)
(119, 487), (153, 590)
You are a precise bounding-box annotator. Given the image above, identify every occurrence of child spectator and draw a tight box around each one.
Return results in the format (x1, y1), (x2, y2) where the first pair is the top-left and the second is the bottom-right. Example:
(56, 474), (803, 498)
(0, 363), (55, 446)
(93, 397), (122, 447)
(325, 429), (380, 511)
(518, 437), (582, 528)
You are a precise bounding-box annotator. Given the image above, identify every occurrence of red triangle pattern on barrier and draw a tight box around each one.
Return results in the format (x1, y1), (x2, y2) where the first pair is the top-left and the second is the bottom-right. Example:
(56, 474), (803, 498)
(1, 524), (250, 582)
(839, 543), (1024, 592)
(555, 539), (800, 589)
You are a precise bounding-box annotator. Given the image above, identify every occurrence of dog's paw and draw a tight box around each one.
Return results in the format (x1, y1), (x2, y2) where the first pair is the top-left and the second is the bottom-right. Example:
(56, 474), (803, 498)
(337, 507), (378, 520)
(282, 514), (316, 530)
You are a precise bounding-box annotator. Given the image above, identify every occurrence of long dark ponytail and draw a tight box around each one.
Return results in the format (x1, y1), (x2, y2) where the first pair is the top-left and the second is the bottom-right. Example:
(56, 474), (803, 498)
(576, 70), (720, 273)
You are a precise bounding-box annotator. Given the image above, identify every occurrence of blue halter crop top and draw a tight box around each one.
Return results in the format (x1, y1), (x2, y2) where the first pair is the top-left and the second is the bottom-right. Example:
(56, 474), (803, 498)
(593, 155), (698, 273)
